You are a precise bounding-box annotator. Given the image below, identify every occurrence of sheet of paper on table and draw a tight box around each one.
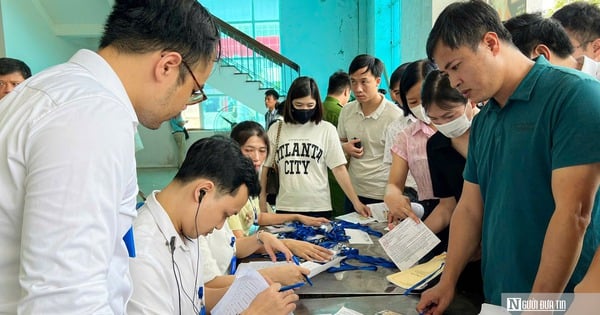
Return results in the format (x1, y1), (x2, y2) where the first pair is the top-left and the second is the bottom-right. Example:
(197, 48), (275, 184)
(335, 306), (364, 315)
(335, 212), (376, 224)
(235, 261), (289, 274)
(235, 256), (344, 279)
(387, 253), (446, 290)
(366, 202), (389, 222)
(344, 228), (373, 244)
(378, 219), (440, 270)
(302, 255), (344, 278)
(211, 268), (269, 315)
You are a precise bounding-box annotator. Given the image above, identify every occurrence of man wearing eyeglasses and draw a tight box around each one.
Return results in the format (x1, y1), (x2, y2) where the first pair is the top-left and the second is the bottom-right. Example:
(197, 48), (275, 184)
(0, 0), (217, 314)
(0, 57), (31, 100)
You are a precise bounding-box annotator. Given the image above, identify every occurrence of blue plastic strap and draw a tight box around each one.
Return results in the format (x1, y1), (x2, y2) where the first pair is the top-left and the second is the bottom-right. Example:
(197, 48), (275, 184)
(123, 226), (136, 258)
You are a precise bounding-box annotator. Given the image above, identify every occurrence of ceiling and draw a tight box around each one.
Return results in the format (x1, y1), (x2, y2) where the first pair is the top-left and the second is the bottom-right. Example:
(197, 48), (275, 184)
(33, 0), (114, 37)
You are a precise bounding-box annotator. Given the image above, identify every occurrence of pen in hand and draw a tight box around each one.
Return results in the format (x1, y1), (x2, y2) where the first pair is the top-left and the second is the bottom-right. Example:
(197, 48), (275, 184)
(291, 255), (313, 286)
(279, 281), (305, 292)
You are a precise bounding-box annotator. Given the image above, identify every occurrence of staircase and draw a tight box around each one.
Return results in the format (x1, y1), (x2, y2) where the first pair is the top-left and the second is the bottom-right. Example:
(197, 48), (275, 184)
(208, 16), (301, 114)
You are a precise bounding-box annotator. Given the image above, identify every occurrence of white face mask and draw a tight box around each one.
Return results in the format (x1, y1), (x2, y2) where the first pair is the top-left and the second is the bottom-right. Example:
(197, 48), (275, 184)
(433, 108), (471, 138)
(411, 104), (431, 124)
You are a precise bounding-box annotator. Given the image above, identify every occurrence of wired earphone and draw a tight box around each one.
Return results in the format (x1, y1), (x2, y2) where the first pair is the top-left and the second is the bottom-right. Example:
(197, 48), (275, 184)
(168, 189), (206, 315)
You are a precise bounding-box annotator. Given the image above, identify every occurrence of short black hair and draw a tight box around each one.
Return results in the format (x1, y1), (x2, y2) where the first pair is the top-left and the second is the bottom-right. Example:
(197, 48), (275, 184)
(265, 89), (280, 99)
(422, 70), (468, 113)
(326, 70), (350, 95)
(283, 76), (323, 124)
(230, 120), (269, 155)
(174, 136), (260, 197)
(552, 1), (600, 44)
(348, 54), (384, 78)
(426, 0), (512, 61)
(399, 59), (437, 117)
(504, 13), (574, 59)
(0, 58), (31, 79)
(389, 62), (410, 89)
(99, 0), (220, 83)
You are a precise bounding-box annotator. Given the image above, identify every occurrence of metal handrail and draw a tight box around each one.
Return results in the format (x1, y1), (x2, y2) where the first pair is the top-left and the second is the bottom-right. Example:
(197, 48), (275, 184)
(213, 15), (300, 96)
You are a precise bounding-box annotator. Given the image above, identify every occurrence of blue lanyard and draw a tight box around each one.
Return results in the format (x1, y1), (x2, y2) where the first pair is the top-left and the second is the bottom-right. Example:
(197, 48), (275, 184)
(197, 286), (206, 315)
(246, 198), (260, 236)
(326, 246), (396, 273)
(229, 236), (237, 274)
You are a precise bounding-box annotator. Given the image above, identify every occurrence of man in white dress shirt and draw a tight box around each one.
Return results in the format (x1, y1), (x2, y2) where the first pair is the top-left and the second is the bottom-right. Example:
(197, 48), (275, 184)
(0, 0), (219, 313)
(128, 136), (299, 315)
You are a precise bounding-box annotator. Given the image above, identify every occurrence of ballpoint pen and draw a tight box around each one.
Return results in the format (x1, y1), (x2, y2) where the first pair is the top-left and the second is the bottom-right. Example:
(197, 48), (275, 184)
(279, 281), (306, 292)
(292, 255), (313, 286)
(403, 262), (445, 296)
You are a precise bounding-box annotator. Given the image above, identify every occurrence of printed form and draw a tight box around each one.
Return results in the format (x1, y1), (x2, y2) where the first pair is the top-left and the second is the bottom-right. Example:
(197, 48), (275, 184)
(378, 219), (440, 270)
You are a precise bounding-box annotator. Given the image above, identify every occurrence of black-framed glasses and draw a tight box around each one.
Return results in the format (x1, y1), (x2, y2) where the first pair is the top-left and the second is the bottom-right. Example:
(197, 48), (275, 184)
(181, 60), (208, 105)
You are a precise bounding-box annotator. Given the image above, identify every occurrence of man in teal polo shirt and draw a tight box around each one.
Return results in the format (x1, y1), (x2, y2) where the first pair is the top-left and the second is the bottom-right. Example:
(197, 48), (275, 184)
(417, 1), (600, 314)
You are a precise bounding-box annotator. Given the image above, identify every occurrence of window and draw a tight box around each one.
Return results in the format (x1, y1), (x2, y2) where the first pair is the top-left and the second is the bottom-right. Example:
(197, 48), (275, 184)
(185, 0), (280, 130)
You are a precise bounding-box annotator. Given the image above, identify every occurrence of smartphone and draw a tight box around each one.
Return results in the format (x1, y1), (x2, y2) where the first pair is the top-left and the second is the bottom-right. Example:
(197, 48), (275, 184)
(352, 137), (362, 149)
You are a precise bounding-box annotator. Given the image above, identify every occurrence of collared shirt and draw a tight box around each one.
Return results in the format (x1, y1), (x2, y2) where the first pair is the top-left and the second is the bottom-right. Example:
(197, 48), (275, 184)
(198, 223), (236, 283)
(323, 95), (343, 127)
(391, 120), (437, 201)
(0, 49), (138, 314)
(337, 96), (403, 199)
(128, 191), (204, 315)
(384, 114), (417, 189)
(265, 108), (280, 129)
(464, 56), (600, 304)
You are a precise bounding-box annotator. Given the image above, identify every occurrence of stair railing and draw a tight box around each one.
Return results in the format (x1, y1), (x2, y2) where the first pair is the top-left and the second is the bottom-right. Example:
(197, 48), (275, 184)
(213, 15), (300, 97)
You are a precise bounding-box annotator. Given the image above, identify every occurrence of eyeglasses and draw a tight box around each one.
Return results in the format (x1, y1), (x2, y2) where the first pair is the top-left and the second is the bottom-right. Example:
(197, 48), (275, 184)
(181, 60), (208, 105)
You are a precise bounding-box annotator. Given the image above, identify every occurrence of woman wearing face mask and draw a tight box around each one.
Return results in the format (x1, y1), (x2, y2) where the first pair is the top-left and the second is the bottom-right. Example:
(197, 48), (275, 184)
(422, 70), (484, 304)
(385, 59), (440, 229)
(259, 76), (370, 219)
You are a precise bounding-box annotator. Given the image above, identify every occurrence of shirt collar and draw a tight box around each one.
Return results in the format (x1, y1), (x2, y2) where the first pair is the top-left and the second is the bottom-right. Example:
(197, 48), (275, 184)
(325, 96), (343, 108)
(69, 49), (138, 127)
(487, 55), (547, 111)
(411, 120), (436, 137)
(353, 94), (388, 119)
(145, 191), (191, 252)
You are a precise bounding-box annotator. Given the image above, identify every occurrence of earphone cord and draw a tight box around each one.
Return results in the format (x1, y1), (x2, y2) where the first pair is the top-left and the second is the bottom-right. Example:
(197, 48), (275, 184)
(170, 247), (182, 315)
(193, 200), (201, 310)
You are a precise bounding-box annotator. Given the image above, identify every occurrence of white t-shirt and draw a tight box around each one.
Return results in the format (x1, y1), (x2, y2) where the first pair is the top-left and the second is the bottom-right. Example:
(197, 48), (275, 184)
(0, 49), (137, 314)
(337, 96), (403, 199)
(128, 191), (204, 315)
(265, 120), (346, 212)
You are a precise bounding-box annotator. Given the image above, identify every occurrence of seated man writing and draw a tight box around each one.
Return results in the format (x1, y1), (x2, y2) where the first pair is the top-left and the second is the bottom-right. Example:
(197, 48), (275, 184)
(128, 136), (299, 315)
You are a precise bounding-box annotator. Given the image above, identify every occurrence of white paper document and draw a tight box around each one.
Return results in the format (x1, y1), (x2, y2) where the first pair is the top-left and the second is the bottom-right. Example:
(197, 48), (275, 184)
(335, 212), (376, 224)
(335, 306), (364, 315)
(366, 202), (389, 222)
(211, 268), (269, 315)
(378, 219), (440, 270)
(344, 228), (373, 244)
(301, 256), (344, 278)
(234, 260), (289, 274)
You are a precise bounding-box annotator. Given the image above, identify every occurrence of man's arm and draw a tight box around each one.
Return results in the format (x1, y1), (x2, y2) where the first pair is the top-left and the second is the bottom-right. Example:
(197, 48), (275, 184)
(417, 180), (483, 315)
(531, 163), (600, 293)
